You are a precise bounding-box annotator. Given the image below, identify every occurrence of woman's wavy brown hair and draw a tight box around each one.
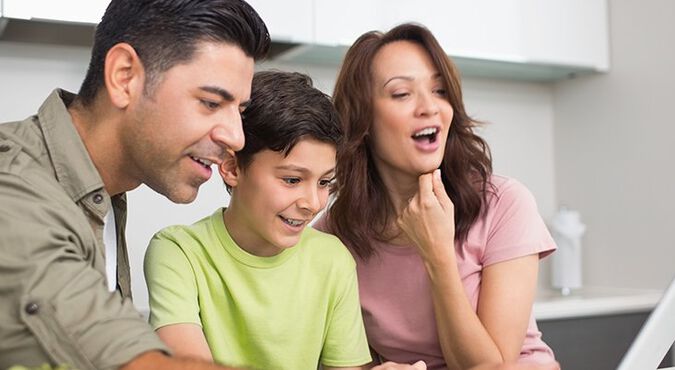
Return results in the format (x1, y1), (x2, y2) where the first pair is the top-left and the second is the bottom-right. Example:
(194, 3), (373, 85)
(328, 23), (493, 260)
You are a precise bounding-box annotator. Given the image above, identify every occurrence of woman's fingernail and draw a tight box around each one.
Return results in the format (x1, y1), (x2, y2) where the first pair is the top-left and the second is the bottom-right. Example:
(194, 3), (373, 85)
(434, 168), (441, 179)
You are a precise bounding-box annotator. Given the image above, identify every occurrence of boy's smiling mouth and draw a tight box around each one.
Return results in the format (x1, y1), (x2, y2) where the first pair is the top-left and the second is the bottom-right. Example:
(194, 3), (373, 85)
(279, 215), (307, 227)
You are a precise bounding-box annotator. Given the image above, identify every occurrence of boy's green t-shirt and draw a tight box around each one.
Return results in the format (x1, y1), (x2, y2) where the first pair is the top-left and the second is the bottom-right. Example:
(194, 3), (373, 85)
(144, 208), (371, 369)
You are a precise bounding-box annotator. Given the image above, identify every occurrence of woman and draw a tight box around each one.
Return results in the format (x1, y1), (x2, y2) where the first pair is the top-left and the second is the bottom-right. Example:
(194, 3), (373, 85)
(316, 23), (557, 369)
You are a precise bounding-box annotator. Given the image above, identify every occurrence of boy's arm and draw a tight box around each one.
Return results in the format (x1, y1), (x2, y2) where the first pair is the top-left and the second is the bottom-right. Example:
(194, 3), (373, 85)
(157, 323), (214, 362)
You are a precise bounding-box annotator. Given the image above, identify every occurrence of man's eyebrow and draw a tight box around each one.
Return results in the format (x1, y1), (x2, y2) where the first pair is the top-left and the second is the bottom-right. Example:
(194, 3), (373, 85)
(199, 86), (234, 101)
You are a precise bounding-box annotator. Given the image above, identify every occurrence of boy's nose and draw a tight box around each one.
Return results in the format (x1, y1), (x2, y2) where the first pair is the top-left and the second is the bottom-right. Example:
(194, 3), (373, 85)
(299, 187), (322, 214)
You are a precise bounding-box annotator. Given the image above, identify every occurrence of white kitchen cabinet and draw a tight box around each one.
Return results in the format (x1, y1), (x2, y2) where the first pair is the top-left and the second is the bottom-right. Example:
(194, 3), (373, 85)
(519, 0), (609, 71)
(377, 0), (526, 63)
(246, 0), (313, 44)
(0, 0), (610, 81)
(1, 0), (109, 24)
(294, 0), (609, 80)
(375, 0), (609, 72)
(314, 0), (379, 47)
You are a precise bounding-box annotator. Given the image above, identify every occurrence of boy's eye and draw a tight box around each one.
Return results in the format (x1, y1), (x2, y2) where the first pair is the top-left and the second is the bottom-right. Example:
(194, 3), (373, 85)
(282, 177), (300, 185)
(319, 178), (335, 188)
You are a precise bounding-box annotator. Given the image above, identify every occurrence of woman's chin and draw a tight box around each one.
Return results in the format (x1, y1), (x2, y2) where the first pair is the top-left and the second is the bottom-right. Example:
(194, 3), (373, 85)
(413, 161), (443, 176)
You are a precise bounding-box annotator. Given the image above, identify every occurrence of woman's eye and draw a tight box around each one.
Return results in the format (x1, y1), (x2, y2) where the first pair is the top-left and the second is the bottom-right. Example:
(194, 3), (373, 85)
(392, 92), (409, 99)
(283, 177), (300, 185)
(434, 88), (447, 97)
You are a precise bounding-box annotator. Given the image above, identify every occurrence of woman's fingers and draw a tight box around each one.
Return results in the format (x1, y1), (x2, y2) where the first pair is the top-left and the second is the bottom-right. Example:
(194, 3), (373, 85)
(418, 172), (433, 199)
(432, 169), (454, 214)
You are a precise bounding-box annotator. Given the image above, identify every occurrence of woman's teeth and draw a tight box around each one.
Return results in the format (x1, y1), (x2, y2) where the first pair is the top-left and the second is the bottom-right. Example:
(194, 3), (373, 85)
(412, 127), (439, 142)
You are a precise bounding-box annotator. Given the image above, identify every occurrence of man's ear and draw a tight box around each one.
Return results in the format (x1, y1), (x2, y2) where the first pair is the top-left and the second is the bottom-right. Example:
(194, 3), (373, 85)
(219, 154), (240, 189)
(104, 43), (145, 109)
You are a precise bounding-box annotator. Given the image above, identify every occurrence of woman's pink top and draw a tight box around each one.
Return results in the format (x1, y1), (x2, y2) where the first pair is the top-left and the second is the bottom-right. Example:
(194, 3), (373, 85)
(315, 175), (556, 369)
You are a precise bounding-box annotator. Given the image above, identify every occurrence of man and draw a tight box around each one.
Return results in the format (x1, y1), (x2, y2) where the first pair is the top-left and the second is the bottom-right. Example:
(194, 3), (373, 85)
(0, 0), (269, 369)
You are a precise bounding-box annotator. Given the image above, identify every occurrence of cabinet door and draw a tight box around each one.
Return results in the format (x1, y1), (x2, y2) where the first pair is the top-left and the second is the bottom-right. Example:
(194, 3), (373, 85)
(378, 0), (525, 62)
(314, 0), (379, 46)
(520, 0), (609, 70)
(2, 0), (110, 24)
(369, 0), (608, 70)
(242, 0), (314, 43)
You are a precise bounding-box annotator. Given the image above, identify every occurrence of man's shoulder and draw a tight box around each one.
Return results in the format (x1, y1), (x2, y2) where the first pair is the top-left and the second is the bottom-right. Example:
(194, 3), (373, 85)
(0, 117), (49, 177)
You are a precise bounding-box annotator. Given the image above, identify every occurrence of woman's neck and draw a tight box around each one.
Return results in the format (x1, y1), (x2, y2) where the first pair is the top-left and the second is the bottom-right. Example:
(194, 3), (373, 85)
(373, 161), (421, 245)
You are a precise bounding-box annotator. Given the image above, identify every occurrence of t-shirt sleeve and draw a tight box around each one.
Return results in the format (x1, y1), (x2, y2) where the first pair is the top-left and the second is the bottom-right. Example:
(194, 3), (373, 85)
(482, 179), (557, 267)
(144, 229), (201, 330)
(320, 249), (372, 367)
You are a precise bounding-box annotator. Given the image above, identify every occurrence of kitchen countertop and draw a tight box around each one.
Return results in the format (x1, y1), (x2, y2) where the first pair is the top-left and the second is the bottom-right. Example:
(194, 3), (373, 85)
(138, 287), (665, 322)
(534, 286), (664, 320)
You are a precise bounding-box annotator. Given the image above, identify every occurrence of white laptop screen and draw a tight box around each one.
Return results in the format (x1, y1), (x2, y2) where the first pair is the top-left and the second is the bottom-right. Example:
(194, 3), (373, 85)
(618, 277), (675, 370)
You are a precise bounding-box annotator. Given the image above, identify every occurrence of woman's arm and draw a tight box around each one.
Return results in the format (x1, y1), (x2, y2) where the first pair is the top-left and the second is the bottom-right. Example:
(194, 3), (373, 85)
(156, 323), (214, 362)
(398, 171), (539, 369)
(425, 253), (538, 368)
(478, 255), (539, 361)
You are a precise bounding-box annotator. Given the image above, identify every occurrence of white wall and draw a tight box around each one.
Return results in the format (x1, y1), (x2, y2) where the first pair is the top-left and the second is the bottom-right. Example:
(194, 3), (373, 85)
(553, 0), (675, 290)
(0, 41), (557, 311)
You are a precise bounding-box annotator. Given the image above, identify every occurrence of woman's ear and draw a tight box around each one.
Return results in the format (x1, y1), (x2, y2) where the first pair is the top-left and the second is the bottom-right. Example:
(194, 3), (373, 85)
(219, 154), (240, 188)
(104, 43), (145, 109)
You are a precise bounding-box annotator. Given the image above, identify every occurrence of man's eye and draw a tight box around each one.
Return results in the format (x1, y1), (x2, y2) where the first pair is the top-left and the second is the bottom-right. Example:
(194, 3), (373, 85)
(283, 177), (300, 185)
(200, 99), (221, 110)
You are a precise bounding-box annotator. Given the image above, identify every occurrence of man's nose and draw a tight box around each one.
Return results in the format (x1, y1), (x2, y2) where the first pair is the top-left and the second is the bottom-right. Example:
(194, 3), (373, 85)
(211, 114), (244, 152)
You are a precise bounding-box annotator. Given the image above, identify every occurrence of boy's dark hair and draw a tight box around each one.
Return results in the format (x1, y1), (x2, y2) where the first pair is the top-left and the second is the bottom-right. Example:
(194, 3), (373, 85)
(226, 70), (342, 192)
(78, 0), (270, 106)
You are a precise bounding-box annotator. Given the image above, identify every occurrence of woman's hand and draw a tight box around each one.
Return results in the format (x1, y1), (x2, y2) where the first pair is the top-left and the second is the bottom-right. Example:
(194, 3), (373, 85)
(397, 169), (456, 264)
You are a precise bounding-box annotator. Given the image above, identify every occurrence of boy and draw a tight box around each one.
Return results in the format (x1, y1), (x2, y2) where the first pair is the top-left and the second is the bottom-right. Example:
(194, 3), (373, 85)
(144, 71), (372, 369)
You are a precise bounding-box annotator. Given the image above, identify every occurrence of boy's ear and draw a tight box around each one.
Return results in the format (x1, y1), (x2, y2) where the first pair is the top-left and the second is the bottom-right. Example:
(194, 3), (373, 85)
(104, 43), (145, 109)
(219, 153), (240, 188)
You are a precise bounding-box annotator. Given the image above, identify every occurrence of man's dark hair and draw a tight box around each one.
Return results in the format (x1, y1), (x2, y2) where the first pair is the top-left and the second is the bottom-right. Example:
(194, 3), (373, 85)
(226, 70), (342, 191)
(78, 0), (270, 106)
